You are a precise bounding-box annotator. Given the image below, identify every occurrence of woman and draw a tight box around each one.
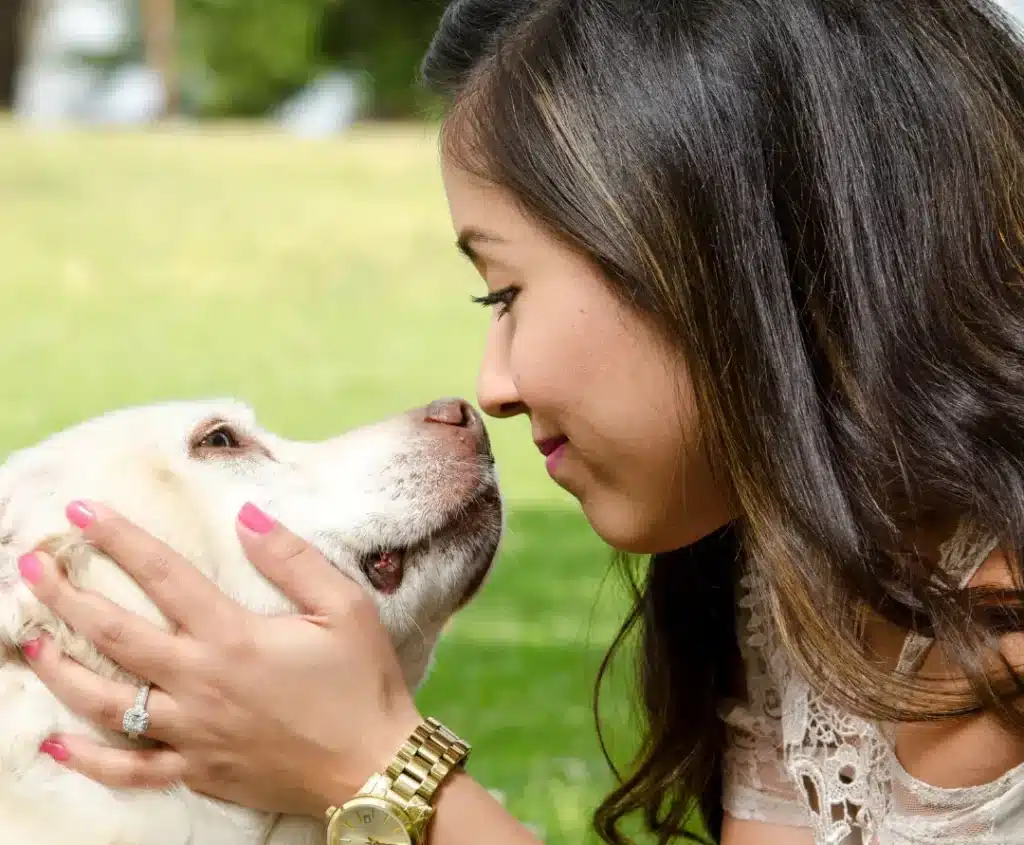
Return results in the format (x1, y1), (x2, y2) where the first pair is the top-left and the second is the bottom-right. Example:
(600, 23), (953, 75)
(14, 1), (1024, 843)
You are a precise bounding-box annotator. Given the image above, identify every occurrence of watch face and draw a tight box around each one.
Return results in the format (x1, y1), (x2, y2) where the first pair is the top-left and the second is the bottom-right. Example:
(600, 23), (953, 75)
(330, 803), (413, 845)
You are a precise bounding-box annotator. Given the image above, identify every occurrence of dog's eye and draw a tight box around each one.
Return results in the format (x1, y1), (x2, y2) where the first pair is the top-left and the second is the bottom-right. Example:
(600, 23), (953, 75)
(190, 419), (274, 462)
(196, 425), (242, 450)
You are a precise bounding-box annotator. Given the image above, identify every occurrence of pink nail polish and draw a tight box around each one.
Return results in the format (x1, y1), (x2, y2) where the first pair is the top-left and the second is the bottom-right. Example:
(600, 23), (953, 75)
(40, 739), (70, 762)
(239, 502), (275, 535)
(22, 638), (42, 660)
(66, 500), (96, 529)
(18, 553), (42, 585)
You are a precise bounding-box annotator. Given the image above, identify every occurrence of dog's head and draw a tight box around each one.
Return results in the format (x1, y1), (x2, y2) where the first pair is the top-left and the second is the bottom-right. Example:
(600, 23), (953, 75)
(0, 397), (502, 690)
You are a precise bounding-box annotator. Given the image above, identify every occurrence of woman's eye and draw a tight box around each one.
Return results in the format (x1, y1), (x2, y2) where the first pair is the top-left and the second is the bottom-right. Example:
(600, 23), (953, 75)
(197, 426), (242, 449)
(470, 285), (520, 318)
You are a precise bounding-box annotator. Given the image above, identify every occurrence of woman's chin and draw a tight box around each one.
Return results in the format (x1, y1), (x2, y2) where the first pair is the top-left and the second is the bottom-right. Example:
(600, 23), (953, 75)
(581, 491), (731, 556)
(580, 496), (666, 554)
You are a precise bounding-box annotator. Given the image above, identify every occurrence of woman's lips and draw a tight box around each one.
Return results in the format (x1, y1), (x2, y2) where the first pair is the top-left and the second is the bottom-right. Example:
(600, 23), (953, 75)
(535, 436), (569, 474)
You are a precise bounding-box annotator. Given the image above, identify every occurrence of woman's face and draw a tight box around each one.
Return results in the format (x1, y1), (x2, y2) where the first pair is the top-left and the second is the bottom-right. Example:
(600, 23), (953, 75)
(442, 158), (732, 553)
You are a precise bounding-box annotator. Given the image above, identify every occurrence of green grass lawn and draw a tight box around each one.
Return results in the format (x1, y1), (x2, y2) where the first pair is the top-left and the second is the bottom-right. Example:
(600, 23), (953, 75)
(0, 120), (654, 843)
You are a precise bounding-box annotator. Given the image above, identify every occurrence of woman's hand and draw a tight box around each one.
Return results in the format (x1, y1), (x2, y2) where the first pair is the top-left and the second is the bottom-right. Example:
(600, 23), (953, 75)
(17, 500), (424, 818)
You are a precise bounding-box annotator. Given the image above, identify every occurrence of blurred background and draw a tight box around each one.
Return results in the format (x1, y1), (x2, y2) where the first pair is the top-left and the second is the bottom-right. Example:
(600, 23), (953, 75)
(0, 1), (641, 843)
(2, 1), (1022, 843)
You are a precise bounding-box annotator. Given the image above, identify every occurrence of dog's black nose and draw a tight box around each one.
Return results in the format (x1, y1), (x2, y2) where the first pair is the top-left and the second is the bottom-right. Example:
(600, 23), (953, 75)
(424, 397), (475, 427)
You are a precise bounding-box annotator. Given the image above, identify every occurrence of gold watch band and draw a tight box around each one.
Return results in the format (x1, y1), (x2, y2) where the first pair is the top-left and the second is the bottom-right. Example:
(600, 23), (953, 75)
(384, 716), (471, 805)
(324, 717), (471, 831)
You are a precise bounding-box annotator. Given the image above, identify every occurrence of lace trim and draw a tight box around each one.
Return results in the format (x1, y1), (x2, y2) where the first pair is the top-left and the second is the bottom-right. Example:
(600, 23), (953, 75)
(721, 526), (1024, 845)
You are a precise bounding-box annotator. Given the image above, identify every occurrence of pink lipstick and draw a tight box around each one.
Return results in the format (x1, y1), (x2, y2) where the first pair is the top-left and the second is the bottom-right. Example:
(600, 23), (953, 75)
(535, 436), (569, 474)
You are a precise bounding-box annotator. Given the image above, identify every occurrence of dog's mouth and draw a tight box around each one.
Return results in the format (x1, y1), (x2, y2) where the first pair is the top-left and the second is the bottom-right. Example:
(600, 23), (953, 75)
(359, 548), (406, 593)
(356, 489), (501, 595)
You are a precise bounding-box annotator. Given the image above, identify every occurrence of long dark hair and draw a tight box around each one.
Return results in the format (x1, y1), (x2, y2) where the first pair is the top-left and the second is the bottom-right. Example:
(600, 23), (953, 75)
(421, 1), (1024, 843)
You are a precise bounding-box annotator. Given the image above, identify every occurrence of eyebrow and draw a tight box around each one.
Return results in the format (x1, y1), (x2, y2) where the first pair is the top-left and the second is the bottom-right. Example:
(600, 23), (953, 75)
(456, 227), (506, 262)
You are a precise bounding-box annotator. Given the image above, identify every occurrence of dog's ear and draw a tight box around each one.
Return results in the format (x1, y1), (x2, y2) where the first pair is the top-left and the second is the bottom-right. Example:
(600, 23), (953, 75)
(0, 531), (101, 669)
(0, 452), (68, 658)
(0, 464), (92, 660)
(0, 485), (23, 654)
(0, 541), (21, 656)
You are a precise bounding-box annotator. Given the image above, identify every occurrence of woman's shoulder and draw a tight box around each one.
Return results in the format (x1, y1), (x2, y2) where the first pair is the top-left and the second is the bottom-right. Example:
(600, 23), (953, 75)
(729, 535), (1024, 841)
(891, 540), (1024, 792)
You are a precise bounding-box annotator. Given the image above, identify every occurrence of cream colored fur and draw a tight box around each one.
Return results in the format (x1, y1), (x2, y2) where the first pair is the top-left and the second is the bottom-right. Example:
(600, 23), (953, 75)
(0, 398), (503, 845)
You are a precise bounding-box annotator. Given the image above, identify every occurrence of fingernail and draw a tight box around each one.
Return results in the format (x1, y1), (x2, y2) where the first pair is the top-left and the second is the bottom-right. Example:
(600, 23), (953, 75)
(22, 638), (42, 660)
(239, 502), (275, 535)
(66, 500), (96, 529)
(40, 738), (70, 762)
(18, 552), (42, 585)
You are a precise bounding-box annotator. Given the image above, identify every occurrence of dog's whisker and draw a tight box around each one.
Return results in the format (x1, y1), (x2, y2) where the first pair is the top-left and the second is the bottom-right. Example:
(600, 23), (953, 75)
(408, 616), (428, 644)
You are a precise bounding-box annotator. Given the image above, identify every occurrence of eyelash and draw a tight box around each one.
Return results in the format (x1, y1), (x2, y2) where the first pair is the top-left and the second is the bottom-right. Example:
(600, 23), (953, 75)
(470, 285), (520, 318)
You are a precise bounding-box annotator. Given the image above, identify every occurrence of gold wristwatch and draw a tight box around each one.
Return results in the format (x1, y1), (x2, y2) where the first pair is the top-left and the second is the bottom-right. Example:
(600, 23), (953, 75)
(325, 717), (470, 845)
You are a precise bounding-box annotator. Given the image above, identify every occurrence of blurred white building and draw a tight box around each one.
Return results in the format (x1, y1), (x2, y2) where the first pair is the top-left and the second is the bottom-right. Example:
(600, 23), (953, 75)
(12, 0), (362, 135)
(13, 0), (167, 126)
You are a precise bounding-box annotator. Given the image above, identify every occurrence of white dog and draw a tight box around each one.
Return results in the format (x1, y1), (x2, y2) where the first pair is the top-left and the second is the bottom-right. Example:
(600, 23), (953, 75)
(0, 396), (503, 845)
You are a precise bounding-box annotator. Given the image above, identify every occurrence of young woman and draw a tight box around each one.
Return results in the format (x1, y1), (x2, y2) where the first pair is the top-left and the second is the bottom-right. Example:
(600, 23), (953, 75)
(15, 1), (1024, 843)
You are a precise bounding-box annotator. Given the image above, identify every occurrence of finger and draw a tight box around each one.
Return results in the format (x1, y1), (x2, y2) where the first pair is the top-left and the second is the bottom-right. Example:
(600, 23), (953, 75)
(24, 634), (182, 744)
(18, 550), (187, 687)
(64, 500), (244, 636)
(236, 502), (365, 617)
(40, 732), (187, 791)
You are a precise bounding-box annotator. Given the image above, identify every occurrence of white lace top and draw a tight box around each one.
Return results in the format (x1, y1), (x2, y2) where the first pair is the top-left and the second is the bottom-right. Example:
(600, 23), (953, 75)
(719, 530), (1024, 844)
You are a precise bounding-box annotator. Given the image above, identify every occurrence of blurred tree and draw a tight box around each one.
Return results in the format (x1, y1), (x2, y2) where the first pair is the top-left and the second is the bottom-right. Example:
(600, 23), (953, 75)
(140, 0), (180, 116)
(317, 0), (447, 119)
(176, 0), (333, 116)
(0, 0), (29, 110)
(173, 0), (447, 119)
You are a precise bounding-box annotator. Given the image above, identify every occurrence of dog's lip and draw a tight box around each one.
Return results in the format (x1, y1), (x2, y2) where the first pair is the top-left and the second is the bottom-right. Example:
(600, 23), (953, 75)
(359, 548), (406, 594)
(353, 485), (501, 593)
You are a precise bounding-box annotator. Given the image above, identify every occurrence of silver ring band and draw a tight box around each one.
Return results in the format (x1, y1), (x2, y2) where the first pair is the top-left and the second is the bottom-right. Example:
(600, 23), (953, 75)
(122, 682), (152, 740)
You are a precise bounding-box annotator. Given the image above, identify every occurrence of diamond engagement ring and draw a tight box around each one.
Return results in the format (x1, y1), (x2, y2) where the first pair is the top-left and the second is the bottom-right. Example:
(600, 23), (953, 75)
(122, 682), (152, 740)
